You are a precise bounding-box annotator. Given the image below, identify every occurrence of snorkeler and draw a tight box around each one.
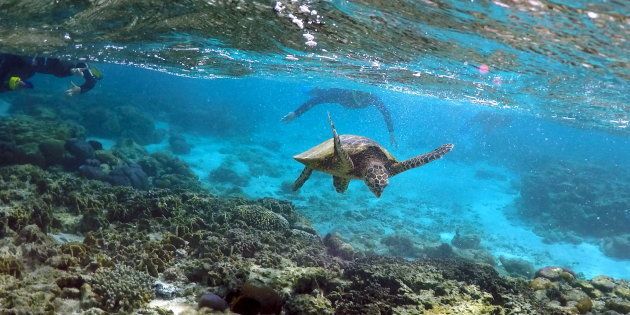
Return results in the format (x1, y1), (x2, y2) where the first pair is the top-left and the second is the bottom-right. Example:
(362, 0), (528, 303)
(0, 53), (102, 95)
(282, 88), (397, 146)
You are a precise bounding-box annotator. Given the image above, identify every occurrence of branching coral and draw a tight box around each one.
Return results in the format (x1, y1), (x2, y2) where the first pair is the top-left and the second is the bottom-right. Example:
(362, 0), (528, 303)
(90, 265), (154, 312)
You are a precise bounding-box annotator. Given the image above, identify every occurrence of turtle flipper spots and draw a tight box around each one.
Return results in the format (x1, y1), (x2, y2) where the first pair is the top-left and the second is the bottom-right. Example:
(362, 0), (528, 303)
(292, 167), (313, 191)
(333, 176), (350, 193)
(390, 143), (454, 176)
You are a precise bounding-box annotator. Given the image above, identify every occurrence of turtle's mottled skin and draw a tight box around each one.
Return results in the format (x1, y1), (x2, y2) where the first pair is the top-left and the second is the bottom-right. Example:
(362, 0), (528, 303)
(292, 114), (454, 197)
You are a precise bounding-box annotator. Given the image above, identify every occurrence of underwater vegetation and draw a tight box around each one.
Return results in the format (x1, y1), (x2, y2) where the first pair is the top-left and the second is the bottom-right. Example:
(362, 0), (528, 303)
(516, 160), (630, 259)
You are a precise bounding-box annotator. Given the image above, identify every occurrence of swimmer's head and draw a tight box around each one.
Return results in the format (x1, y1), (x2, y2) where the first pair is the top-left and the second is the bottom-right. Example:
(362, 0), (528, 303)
(7, 76), (33, 90)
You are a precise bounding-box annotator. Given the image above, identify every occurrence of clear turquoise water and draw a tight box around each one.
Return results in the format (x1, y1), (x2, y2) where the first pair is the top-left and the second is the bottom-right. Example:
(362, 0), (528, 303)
(0, 0), (628, 279)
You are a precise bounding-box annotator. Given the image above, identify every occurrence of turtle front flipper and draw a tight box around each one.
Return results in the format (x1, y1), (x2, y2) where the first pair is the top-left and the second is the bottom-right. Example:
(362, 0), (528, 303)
(333, 176), (350, 193)
(327, 113), (354, 172)
(390, 143), (454, 176)
(293, 167), (314, 191)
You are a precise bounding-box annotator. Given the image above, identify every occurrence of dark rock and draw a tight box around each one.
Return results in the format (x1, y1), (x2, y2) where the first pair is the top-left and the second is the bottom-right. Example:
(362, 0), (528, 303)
(79, 164), (105, 180)
(65, 138), (95, 162)
(87, 140), (103, 151)
(105, 163), (149, 189)
(198, 292), (228, 311)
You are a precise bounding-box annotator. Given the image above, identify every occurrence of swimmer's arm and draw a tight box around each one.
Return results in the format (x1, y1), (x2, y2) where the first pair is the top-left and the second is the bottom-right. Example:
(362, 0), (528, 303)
(27, 56), (96, 94)
(282, 98), (323, 122)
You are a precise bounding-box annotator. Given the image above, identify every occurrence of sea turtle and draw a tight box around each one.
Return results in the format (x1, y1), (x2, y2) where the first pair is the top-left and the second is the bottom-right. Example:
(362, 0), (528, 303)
(292, 114), (454, 197)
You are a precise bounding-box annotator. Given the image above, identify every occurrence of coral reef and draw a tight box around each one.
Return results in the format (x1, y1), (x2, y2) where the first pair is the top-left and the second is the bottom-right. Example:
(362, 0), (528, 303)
(91, 265), (155, 312)
(0, 163), (628, 314)
(530, 267), (630, 314)
(381, 234), (422, 258)
(138, 152), (200, 190)
(10, 97), (164, 145)
(0, 115), (84, 167)
(516, 160), (630, 250)
(499, 256), (535, 279)
(233, 204), (290, 231)
(451, 229), (481, 250)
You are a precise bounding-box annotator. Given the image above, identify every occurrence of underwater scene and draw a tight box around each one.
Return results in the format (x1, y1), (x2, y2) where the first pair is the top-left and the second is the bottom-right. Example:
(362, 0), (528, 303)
(0, 0), (629, 314)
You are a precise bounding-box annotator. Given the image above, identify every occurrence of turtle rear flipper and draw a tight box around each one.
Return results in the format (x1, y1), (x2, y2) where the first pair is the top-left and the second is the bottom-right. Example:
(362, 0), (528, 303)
(293, 167), (313, 191)
(390, 143), (454, 176)
(333, 176), (350, 193)
(328, 112), (354, 173)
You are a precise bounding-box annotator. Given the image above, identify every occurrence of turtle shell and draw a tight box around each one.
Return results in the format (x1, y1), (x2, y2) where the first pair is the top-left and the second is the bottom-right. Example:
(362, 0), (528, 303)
(294, 135), (397, 174)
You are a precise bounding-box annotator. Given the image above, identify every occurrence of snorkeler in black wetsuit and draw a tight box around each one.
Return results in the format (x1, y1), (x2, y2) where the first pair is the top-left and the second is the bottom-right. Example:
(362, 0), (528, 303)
(282, 88), (397, 146)
(0, 53), (102, 95)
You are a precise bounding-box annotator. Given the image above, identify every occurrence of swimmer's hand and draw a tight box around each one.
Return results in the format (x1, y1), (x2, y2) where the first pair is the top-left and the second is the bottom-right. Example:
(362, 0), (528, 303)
(65, 81), (81, 96)
(70, 68), (86, 77)
(281, 111), (296, 122)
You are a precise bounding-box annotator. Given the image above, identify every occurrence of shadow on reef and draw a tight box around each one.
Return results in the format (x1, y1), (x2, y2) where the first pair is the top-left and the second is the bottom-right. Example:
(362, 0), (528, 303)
(514, 160), (630, 260)
(0, 163), (628, 314)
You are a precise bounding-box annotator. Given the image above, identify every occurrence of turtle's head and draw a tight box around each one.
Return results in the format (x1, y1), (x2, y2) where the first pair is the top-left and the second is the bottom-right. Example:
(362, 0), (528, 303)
(364, 162), (389, 198)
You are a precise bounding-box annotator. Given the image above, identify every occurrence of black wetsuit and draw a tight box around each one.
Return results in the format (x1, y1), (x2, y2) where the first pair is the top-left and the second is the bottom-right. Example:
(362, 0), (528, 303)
(294, 88), (395, 141)
(0, 53), (97, 93)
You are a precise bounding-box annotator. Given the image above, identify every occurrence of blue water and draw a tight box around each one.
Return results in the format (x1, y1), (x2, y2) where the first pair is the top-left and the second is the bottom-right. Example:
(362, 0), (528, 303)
(4, 62), (627, 279)
(1, 0), (629, 285)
